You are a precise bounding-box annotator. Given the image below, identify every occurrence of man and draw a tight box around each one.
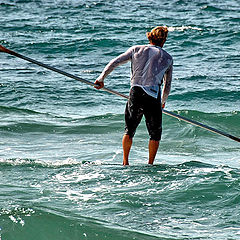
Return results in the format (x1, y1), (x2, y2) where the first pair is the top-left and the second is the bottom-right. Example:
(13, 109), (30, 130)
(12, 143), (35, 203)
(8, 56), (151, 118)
(94, 26), (173, 165)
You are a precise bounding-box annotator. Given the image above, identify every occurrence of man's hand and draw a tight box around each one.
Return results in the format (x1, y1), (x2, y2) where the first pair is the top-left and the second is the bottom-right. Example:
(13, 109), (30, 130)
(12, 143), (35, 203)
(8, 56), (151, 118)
(94, 80), (104, 89)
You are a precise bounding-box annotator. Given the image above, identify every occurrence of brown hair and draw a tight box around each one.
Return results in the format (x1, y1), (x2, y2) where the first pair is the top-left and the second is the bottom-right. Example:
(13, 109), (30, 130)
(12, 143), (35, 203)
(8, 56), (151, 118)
(146, 26), (168, 47)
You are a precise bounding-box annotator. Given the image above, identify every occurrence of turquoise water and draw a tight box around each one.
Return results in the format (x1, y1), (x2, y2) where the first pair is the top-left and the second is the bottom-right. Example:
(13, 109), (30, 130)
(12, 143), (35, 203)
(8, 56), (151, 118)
(0, 0), (240, 239)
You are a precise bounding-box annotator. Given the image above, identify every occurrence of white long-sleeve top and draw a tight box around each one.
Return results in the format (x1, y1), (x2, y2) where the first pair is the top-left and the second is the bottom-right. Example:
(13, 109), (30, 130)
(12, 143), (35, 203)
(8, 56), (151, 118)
(96, 44), (173, 104)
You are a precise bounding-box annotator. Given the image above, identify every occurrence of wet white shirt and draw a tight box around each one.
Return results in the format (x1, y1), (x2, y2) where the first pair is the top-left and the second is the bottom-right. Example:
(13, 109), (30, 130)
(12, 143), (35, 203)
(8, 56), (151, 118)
(96, 44), (173, 104)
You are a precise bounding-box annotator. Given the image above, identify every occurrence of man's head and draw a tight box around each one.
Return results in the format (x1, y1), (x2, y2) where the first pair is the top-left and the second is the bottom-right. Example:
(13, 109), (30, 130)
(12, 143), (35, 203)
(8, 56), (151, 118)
(146, 26), (168, 47)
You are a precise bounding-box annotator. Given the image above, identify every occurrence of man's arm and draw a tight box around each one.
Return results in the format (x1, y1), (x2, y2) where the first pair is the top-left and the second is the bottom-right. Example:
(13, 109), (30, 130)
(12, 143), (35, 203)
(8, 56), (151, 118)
(94, 47), (133, 89)
(161, 63), (173, 108)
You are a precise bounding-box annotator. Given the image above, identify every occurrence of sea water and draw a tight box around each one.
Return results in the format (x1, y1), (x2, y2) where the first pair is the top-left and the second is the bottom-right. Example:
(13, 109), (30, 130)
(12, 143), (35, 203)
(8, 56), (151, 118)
(0, 0), (240, 239)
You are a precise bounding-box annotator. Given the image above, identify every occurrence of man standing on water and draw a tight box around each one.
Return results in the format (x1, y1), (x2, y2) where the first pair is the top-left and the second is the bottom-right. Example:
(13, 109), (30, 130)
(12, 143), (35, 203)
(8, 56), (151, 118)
(94, 26), (173, 165)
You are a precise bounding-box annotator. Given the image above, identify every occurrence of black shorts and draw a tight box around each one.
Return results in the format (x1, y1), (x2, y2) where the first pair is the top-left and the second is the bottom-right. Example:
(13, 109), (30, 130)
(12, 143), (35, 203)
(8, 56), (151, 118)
(125, 86), (162, 141)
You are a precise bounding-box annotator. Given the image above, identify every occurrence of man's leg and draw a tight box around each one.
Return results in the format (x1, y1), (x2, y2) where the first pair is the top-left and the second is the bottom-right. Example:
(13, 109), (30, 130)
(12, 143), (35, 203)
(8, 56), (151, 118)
(144, 90), (162, 165)
(148, 140), (159, 165)
(122, 134), (132, 165)
(123, 87), (144, 165)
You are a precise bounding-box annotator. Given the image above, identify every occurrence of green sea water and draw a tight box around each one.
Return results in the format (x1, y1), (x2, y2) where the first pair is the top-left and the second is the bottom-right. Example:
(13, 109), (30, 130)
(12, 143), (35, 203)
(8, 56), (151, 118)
(0, 0), (240, 239)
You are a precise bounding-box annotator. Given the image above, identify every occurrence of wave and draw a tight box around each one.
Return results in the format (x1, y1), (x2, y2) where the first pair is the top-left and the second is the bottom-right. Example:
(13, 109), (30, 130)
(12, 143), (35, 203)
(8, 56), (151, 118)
(171, 89), (240, 101)
(1, 159), (240, 239)
(171, 109), (240, 125)
(168, 26), (203, 32)
(0, 156), (238, 171)
(0, 209), (172, 240)
(1, 104), (239, 121)
(162, 110), (240, 143)
(0, 105), (239, 137)
(0, 117), (122, 135)
(200, 5), (237, 12)
(0, 105), (42, 115)
(0, 157), (88, 168)
(1, 158), (95, 169)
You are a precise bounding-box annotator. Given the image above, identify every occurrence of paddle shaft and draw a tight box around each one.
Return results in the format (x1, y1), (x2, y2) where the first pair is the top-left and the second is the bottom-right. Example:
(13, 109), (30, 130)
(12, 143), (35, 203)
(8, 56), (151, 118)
(0, 45), (127, 99)
(1, 45), (239, 143)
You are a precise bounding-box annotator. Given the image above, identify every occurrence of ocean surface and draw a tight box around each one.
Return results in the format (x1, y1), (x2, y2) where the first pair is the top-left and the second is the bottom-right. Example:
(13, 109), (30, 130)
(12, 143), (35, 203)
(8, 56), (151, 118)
(0, 0), (240, 239)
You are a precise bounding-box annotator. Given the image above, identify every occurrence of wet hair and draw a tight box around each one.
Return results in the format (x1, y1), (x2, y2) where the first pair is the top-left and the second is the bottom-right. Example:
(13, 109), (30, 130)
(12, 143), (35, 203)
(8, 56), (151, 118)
(146, 26), (168, 47)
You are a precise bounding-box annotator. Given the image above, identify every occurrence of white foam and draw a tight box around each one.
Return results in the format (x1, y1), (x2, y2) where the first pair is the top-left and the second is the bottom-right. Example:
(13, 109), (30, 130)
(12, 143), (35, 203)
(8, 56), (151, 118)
(168, 26), (203, 32)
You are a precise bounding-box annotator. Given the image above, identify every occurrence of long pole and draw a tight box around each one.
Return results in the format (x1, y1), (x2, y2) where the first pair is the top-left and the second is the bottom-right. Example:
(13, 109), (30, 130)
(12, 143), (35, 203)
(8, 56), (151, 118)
(1, 45), (239, 143)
